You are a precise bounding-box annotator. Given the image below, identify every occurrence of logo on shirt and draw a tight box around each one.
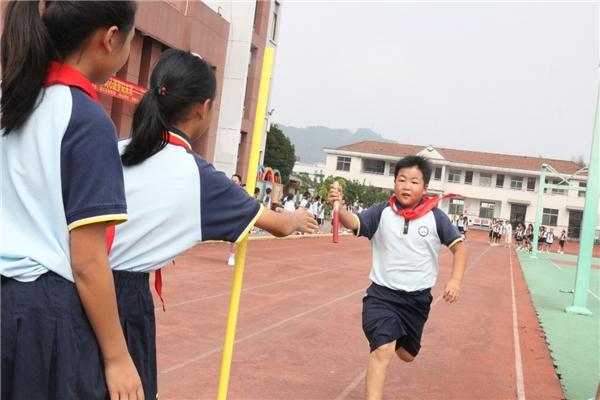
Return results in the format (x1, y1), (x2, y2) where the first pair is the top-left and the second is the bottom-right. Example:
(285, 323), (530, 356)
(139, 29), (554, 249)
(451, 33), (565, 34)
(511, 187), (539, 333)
(418, 226), (429, 237)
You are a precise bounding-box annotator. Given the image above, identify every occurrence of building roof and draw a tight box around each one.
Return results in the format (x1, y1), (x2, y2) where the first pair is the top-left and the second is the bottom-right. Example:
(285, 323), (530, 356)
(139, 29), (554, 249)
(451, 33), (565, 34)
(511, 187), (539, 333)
(333, 141), (583, 174)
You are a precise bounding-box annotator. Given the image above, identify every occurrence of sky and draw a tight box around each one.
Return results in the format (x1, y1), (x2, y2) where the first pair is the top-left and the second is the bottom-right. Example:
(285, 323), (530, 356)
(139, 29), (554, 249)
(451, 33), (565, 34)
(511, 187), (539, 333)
(269, 1), (598, 162)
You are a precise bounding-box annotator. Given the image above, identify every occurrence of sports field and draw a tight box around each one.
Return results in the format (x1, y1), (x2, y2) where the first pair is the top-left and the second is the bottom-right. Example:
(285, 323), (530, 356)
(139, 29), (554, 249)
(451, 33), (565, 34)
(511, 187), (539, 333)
(517, 251), (600, 400)
(151, 230), (575, 399)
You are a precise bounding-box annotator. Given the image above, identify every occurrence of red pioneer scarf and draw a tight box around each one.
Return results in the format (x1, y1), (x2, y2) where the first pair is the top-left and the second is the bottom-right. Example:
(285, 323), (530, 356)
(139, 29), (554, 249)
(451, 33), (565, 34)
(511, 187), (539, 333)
(388, 193), (464, 221)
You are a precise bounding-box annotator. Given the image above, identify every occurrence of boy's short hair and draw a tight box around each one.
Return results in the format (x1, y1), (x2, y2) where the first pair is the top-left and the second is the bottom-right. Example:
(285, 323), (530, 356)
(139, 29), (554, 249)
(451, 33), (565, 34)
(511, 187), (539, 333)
(393, 155), (432, 184)
(266, 188), (272, 194)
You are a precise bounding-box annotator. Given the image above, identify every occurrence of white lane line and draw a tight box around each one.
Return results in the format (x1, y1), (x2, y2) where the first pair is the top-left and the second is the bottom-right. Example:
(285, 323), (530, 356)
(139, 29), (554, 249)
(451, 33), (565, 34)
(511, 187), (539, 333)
(334, 370), (366, 400)
(159, 288), (365, 375)
(544, 255), (563, 271)
(334, 244), (491, 400)
(509, 252), (526, 400)
(158, 262), (363, 311)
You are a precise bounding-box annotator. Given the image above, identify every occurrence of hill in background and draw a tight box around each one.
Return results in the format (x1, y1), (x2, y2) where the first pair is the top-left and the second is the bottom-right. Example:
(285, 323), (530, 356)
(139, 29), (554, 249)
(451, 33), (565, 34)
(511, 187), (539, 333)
(277, 124), (395, 164)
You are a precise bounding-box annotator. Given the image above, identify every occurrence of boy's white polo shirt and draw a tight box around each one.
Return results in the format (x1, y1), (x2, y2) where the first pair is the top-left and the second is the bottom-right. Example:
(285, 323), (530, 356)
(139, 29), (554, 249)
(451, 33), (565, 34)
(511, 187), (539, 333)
(355, 201), (462, 292)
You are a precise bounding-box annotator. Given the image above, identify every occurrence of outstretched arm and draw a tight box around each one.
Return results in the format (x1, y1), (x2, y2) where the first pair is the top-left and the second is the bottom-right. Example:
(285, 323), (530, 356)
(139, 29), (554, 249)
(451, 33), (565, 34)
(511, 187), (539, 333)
(255, 207), (318, 237)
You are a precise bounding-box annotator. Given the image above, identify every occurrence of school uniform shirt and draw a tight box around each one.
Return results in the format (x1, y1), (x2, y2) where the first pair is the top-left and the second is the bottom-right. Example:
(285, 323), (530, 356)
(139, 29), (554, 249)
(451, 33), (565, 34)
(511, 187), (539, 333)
(354, 202), (462, 292)
(108, 129), (263, 273)
(1, 63), (127, 282)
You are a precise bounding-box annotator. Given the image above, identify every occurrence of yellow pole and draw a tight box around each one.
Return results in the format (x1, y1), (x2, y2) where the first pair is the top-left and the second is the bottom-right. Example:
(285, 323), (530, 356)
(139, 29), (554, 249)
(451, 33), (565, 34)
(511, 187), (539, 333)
(216, 46), (275, 400)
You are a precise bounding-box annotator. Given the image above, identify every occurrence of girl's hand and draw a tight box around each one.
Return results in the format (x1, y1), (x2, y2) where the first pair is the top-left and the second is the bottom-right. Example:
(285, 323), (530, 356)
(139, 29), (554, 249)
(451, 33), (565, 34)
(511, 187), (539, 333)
(105, 353), (144, 400)
(443, 279), (461, 304)
(292, 208), (319, 234)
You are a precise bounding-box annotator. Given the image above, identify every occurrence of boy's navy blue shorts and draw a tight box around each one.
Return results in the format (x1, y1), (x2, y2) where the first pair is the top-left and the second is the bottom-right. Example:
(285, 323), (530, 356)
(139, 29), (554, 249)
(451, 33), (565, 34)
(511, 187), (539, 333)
(113, 270), (157, 400)
(362, 282), (433, 357)
(1, 271), (107, 399)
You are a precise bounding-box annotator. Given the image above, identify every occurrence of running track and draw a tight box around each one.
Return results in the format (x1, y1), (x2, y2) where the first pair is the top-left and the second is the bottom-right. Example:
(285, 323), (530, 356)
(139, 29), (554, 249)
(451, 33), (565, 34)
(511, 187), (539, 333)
(154, 232), (562, 399)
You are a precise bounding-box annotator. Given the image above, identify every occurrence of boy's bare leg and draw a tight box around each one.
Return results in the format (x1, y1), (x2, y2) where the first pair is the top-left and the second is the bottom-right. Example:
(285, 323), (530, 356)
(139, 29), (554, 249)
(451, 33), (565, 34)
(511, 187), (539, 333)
(365, 342), (396, 400)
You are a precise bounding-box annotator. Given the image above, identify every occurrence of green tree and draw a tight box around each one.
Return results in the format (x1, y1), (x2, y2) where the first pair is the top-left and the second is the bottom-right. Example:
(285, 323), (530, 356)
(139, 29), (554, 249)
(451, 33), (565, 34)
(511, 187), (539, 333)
(264, 124), (295, 184)
(571, 155), (587, 168)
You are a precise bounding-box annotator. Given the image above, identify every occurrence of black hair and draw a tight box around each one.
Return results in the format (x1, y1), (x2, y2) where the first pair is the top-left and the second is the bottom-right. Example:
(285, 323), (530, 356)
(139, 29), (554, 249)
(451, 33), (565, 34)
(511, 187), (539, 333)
(232, 174), (242, 181)
(254, 187), (260, 194)
(393, 155), (432, 185)
(121, 49), (216, 166)
(266, 188), (272, 194)
(1, 1), (137, 134)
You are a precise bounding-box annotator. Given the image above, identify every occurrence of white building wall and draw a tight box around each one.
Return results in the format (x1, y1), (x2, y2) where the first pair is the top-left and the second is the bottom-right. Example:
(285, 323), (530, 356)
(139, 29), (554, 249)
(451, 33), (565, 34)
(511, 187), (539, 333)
(324, 148), (595, 235)
(207, 1), (256, 176)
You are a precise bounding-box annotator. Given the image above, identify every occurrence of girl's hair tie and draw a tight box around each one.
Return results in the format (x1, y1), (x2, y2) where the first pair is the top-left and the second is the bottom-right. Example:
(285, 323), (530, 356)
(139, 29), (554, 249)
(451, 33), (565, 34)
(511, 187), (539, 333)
(156, 85), (167, 96)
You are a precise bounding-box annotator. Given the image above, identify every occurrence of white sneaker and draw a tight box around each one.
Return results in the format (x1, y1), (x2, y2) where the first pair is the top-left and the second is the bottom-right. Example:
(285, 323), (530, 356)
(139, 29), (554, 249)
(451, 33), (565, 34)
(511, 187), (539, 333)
(227, 255), (235, 266)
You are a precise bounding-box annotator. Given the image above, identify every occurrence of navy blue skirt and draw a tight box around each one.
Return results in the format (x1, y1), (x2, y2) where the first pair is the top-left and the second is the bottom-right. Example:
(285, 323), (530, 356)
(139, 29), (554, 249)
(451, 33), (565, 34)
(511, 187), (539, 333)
(113, 270), (157, 400)
(1, 272), (107, 399)
(362, 282), (433, 357)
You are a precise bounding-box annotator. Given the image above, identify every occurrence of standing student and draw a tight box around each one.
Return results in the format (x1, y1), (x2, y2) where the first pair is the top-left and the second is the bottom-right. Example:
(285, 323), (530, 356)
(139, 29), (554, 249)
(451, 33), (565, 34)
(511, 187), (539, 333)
(0, 2), (143, 399)
(544, 228), (555, 253)
(284, 193), (297, 211)
(504, 221), (513, 248)
(263, 187), (273, 210)
(110, 49), (319, 398)
(558, 230), (567, 254)
(328, 155), (467, 400)
(462, 216), (469, 240)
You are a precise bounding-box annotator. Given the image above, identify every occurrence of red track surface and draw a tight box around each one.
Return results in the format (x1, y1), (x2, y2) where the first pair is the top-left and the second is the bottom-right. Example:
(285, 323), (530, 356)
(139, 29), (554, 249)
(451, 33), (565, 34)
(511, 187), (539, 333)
(154, 231), (563, 399)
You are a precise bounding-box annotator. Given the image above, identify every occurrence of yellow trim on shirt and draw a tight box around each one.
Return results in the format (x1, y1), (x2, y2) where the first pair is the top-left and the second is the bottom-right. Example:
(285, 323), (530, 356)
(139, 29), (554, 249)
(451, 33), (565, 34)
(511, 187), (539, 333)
(353, 213), (361, 237)
(234, 205), (265, 244)
(68, 214), (128, 231)
(448, 237), (464, 249)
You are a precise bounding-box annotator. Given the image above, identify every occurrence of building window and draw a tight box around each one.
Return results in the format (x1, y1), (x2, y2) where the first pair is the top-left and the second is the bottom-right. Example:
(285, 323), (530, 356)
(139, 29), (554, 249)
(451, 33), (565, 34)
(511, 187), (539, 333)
(388, 163), (395, 176)
(362, 159), (386, 175)
(527, 177), (536, 191)
(551, 179), (566, 195)
(496, 174), (505, 188)
(579, 181), (586, 197)
(479, 172), (492, 187)
(448, 169), (461, 183)
(479, 201), (495, 219)
(542, 208), (559, 226)
(464, 171), (473, 185)
(448, 198), (464, 215)
(510, 176), (523, 190)
(434, 167), (442, 181)
(336, 156), (351, 172)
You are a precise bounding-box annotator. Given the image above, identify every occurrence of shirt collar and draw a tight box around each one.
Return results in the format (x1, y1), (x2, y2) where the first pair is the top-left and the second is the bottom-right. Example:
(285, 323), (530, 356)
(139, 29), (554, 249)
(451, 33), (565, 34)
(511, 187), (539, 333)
(45, 62), (99, 102)
(165, 127), (193, 151)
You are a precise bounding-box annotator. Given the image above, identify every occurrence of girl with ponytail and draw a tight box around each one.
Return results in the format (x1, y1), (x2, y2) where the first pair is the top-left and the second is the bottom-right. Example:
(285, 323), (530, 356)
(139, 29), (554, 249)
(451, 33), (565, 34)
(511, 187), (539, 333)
(1, 2), (144, 399)
(109, 49), (318, 396)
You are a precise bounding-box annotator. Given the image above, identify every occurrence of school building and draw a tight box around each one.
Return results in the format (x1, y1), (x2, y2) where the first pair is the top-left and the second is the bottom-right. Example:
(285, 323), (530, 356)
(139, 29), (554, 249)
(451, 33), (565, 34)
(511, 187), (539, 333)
(324, 141), (595, 238)
(0, 0), (281, 181)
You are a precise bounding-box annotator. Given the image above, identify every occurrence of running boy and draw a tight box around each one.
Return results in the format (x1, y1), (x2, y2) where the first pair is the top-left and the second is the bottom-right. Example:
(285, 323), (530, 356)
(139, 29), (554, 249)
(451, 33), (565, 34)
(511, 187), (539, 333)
(328, 155), (467, 400)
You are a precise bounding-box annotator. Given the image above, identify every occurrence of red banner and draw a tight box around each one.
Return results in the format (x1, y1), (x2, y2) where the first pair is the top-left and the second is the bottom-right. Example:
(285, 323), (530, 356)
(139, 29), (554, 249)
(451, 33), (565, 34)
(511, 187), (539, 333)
(93, 76), (147, 104)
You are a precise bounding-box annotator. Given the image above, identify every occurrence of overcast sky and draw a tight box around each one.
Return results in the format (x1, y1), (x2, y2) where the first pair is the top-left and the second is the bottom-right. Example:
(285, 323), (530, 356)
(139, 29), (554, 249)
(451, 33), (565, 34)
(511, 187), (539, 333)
(269, 1), (598, 162)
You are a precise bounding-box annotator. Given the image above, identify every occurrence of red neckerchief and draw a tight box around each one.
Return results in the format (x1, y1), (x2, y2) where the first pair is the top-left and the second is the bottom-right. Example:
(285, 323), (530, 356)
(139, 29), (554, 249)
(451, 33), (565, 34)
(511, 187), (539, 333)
(388, 193), (464, 221)
(45, 62), (100, 102)
(164, 129), (192, 150)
